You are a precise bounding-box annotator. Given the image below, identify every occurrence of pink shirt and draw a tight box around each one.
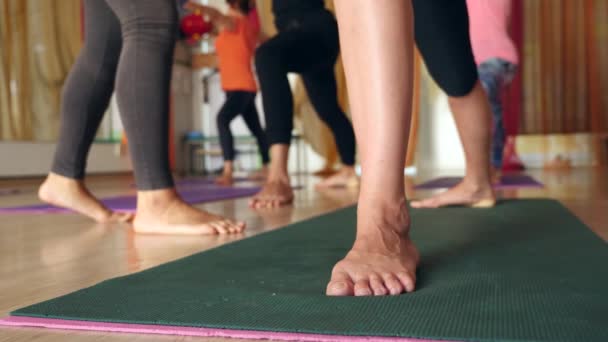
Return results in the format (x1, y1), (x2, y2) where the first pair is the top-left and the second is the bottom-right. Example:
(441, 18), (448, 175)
(467, 0), (519, 65)
(247, 8), (261, 39)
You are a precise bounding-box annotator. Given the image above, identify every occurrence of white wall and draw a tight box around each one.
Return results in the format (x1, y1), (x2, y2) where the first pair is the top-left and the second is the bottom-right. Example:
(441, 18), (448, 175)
(0, 142), (130, 178)
(172, 63), (195, 171)
(415, 65), (466, 173)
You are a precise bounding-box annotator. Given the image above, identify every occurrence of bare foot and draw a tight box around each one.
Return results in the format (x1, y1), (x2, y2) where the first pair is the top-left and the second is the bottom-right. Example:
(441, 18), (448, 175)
(315, 166), (359, 189)
(215, 174), (234, 186)
(38, 173), (133, 223)
(411, 179), (495, 208)
(248, 166), (268, 181)
(249, 177), (294, 209)
(217, 161), (234, 186)
(326, 199), (419, 296)
(133, 189), (246, 235)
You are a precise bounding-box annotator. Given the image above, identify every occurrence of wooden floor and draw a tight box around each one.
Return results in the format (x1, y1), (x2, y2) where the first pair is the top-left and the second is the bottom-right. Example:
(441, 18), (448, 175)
(0, 168), (606, 342)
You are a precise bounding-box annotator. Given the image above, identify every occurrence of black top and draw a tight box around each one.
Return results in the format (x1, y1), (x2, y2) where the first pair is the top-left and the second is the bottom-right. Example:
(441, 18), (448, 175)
(272, 0), (326, 30)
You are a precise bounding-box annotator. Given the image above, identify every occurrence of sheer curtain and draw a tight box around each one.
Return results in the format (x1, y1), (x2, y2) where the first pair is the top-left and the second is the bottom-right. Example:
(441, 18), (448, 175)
(521, 0), (608, 134)
(0, 0), (82, 141)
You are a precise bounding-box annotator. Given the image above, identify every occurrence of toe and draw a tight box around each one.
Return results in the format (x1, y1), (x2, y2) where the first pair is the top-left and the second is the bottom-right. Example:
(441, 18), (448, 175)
(212, 222), (228, 235)
(257, 200), (269, 209)
(218, 220), (236, 234)
(226, 219), (245, 234)
(326, 272), (354, 296)
(234, 221), (246, 232)
(249, 197), (261, 208)
(382, 273), (405, 295)
(252, 199), (265, 209)
(369, 275), (388, 296)
(354, 279), (373, 297)
(396, 271), (416, 293)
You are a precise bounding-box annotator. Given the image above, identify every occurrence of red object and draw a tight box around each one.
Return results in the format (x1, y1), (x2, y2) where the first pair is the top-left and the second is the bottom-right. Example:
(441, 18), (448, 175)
(180, 13), (213, 41)
(502, 0), (525, 171)
(502, 136), (525, 171)
(248, 8), (261, 38)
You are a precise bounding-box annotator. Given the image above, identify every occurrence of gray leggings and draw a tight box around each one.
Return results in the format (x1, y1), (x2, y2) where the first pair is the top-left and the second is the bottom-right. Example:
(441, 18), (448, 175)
(51, 0), (177, 190)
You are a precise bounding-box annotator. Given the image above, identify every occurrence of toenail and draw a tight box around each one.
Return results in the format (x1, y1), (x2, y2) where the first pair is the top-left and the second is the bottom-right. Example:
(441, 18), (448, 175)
(331, 281), (348, 290)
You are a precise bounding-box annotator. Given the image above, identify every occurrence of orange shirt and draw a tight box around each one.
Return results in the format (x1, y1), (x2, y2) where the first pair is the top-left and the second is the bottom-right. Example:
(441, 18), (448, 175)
(215, 16), (257, 92)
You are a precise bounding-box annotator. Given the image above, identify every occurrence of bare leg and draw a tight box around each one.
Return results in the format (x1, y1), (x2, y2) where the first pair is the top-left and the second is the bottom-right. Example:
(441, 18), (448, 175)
(327, 0), (418, 297)
(249, 144), (294, 209)
(411, 83), (495, 208)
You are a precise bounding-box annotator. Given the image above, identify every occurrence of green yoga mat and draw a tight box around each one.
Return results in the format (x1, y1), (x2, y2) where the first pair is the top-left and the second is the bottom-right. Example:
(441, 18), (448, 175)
(11, 199), (608, 341)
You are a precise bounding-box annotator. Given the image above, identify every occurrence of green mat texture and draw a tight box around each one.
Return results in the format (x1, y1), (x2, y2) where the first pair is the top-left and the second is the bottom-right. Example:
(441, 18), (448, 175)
(12, 199), (608, 341)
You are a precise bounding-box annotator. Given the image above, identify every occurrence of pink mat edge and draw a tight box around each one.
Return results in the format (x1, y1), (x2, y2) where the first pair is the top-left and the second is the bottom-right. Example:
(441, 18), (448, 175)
(0, 208), (135, 214)
(0, 316), (457, 342)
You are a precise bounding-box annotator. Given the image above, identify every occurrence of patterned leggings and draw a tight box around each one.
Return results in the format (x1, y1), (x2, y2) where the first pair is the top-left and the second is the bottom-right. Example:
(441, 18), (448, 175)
(478, 58), (518, 169)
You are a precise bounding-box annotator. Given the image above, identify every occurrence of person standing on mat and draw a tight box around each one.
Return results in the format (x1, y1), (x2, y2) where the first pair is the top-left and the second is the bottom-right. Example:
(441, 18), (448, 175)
(407, 0), (496, 209)
(39, 0), (245, 235)
(467, 0), (519, 182)
(185, 0), (270, 186)
(249, 0), (358, 209)
(323, 0), (498, 297)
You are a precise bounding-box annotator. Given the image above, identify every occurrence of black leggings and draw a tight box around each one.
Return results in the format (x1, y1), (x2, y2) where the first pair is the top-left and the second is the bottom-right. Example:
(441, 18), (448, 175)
(51, 0), (176, 190)
(255, 10), (356, 166)
(217, 91), (270, 164)
(413, 0), (478, 97)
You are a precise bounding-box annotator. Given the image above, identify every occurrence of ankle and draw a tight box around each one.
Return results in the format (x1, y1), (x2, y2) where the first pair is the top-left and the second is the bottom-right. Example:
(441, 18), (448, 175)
(267, 167), (289, 183)
(46, 172), (81, 186)
(223, 161), (234, 174)
(136, 188), (180, 212)
(356, 196), (410, 240)
(461, 175), (493, 193)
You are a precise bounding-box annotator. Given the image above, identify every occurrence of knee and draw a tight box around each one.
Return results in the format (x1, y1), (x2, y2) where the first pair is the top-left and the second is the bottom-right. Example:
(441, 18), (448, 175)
(418, 44), (478, 97)
(435, 70), (478, 98)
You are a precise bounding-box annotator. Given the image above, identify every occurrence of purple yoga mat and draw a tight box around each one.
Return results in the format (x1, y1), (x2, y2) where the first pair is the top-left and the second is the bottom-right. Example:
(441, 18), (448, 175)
(0, 316), (450, 342)
(176, 177), (251, 187)
(0, 185), (260, 214)
(415, 174), (543, 190)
